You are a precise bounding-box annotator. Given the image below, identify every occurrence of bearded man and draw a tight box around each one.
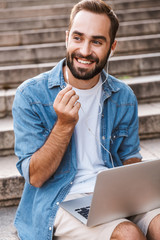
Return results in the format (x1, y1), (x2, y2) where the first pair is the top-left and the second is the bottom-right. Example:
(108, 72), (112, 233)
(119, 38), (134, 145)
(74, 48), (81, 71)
(12, 0), (160, 239)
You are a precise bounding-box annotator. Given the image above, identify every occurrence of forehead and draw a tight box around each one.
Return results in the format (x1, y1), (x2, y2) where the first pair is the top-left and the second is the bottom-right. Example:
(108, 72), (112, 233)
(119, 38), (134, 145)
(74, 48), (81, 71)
(70, 10), (111, 39)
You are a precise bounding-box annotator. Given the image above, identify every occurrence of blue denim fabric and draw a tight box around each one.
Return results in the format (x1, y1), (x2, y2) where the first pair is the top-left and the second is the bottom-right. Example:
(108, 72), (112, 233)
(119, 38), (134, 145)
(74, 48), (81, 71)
(12, 59), (141, 240)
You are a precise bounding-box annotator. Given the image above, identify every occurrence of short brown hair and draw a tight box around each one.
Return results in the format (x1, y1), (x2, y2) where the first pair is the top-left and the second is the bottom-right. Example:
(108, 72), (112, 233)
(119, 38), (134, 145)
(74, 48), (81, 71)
(69, 0), (119, 45)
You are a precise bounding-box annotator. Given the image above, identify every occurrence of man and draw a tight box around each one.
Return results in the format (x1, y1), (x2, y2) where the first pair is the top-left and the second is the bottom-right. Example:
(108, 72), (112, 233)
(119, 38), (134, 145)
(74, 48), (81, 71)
(12, 0), (160, 239)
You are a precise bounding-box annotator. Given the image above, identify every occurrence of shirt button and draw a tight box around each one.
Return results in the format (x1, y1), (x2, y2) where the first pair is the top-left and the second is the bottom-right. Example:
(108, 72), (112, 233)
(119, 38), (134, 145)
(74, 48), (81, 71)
(56, 202), (59, 205)
(70, 182), (73, 185)
(49, 227), (52, 231)
(102, 136), (105, 140)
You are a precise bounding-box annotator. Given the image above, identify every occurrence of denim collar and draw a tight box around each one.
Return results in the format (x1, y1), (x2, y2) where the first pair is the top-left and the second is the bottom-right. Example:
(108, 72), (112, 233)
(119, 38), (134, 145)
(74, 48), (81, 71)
(48, 58), (66, 89)
(48, 58), (120, 97)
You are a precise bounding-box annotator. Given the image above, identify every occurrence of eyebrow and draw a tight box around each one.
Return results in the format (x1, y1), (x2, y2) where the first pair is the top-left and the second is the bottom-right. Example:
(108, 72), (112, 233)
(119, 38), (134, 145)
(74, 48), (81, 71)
(72, 30), (107, 42)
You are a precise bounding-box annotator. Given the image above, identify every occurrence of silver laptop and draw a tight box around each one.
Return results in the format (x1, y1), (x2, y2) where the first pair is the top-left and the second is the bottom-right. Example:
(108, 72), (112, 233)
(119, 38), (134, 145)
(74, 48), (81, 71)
(60, 159), (160, 227)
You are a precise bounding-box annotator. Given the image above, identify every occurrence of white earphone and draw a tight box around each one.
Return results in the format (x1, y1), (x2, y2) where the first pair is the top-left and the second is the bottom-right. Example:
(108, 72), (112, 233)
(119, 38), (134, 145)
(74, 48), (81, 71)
(109, 50), (114, 57)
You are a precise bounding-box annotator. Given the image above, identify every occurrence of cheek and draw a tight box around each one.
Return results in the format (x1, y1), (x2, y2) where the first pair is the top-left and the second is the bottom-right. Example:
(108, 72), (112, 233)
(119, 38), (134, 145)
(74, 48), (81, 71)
(67, 40), (80, 51)
(99, 49), (110, 61)
(92, 45), (109, 57)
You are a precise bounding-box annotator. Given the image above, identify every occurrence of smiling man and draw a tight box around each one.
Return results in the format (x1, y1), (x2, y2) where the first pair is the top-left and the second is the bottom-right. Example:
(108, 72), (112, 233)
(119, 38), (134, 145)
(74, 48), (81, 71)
(12, 0), (160, 240)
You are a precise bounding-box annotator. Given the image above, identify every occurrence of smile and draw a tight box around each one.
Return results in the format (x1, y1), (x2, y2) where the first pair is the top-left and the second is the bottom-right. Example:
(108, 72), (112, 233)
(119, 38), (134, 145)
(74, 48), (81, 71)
(77, 58), (93, 65)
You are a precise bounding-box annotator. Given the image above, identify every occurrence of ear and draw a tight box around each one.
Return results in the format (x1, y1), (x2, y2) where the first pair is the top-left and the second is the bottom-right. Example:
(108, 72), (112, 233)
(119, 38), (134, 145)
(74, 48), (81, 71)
(110, 40), (117, 56)
(65, 30), (69, 48)
(111, 40), (117, 51)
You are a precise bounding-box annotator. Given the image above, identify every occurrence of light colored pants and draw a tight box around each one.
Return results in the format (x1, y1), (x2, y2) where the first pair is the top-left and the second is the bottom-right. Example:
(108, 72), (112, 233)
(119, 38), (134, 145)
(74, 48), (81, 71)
(54, 193), (160, 240)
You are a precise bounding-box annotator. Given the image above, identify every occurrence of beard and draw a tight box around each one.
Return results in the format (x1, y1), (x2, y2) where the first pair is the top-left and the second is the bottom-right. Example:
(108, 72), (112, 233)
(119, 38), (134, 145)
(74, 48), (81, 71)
(66, 50), (110, 80)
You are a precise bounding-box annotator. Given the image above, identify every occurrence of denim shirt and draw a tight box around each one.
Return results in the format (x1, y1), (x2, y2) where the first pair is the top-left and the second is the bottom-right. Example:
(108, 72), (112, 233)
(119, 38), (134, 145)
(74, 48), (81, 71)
(12, 59), (141, 240)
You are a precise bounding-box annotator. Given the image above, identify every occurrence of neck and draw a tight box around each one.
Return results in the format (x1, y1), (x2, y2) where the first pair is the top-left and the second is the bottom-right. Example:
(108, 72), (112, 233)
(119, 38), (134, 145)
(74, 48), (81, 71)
(63, 65), (100, 90)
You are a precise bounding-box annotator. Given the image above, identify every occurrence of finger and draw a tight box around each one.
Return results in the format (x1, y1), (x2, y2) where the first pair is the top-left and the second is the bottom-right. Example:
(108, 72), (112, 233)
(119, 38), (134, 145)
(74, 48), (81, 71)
(60, 89), (77, 106)
(54, 85), (72, 104)
(71, 101), (81, 115)
(65, 94), (80, 111)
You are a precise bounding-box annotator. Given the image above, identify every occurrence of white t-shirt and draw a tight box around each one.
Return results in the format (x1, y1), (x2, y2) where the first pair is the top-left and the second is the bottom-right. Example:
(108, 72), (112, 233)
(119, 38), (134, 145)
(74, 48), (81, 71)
(69, 78), (108, 194)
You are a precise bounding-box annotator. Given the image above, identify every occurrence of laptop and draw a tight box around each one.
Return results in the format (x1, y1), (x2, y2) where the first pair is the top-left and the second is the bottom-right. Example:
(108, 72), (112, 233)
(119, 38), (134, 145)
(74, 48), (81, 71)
(60, 159), (160, 227)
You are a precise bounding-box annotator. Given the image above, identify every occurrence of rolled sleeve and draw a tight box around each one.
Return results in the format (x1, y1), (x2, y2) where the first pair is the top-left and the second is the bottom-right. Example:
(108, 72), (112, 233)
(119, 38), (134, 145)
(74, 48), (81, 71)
(21, 157), (31, 183)
(123, 152), (142, 161)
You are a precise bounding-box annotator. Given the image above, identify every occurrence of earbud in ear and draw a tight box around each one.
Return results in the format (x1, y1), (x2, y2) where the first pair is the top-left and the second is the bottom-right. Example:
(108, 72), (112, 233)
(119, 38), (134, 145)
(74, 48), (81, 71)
(110, 50), (113, 57)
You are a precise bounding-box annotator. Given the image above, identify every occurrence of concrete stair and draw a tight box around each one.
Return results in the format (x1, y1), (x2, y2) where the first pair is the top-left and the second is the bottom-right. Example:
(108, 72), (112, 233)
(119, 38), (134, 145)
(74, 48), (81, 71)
(0, 0), (160, 238)
(0, 205), (18, 240)
(1, 0), (160, 9)
(0, 155), (24, 208)
(0, 15), (159, 34)
(0, 4), (159, 20)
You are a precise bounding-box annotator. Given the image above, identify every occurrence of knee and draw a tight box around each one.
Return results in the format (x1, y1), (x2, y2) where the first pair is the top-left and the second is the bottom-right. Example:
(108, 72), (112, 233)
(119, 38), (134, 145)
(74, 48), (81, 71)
(111, 221), (146, 240)
(147, 214), (160, 240)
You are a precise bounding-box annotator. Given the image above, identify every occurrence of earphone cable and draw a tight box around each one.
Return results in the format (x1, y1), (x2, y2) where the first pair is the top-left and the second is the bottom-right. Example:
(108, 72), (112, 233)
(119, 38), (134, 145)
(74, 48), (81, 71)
(65, 60), (115, 168)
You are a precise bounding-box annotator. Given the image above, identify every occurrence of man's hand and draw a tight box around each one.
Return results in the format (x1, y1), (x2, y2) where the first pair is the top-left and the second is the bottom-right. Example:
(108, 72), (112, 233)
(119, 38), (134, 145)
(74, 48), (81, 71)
(53, 85), (81, 128)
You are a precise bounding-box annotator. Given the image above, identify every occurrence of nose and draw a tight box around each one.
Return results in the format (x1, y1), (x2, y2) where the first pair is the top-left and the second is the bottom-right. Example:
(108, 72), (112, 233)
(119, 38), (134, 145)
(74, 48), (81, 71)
(79, 40), (91, 57)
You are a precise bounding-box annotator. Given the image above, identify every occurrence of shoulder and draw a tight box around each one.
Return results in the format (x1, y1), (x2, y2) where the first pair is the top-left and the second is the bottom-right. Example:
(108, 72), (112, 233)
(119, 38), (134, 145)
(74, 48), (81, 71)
(14, 71), (50, 106)
(109, 74), (134, 94)
(107, 73), (137, 105)
(16, 59), (65, 98)
(15, 59), (65, 103)
(17, 70), (50, 94)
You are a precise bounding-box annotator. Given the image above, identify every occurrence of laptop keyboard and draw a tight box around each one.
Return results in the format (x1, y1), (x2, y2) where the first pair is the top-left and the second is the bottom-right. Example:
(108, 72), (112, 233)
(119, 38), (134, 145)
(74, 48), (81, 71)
(75, 206), (90, 219)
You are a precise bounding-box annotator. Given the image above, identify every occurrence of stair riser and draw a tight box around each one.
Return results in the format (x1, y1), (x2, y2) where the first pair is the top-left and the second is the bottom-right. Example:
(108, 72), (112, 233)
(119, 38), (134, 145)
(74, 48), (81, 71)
(0, 176), (24, 207)
(0, 91), (15, 117)
(139, 115), (160, 139)
(0, 131), (14, 152)
(130, 81), (160, 103)
(111, 0), (160, 10)
(1, 0), (79, 8)
(118, 20), (160, 37)
(109, 54), (160, 77)
(1, 0), (160, 9)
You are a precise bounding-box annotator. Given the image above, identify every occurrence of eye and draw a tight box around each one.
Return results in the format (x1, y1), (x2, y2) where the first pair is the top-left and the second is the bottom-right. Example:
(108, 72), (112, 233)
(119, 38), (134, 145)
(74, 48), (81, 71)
(92, 40), (102, 45)
(73, 35), (81, 41)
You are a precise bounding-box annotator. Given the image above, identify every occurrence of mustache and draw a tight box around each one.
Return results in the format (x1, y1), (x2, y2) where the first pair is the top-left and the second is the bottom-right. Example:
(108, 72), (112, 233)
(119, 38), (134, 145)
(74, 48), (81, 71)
(71, 52), (99, 63)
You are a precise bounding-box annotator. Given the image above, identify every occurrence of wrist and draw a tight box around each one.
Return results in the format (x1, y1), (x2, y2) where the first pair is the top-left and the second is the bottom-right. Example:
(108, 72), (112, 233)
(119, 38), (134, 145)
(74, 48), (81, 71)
(53, 119), (75, 137)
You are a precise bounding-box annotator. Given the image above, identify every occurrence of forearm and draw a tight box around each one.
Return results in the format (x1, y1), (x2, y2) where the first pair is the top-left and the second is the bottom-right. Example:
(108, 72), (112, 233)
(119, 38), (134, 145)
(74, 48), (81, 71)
(29, 85), (80, 188)
(123, 158), (142, 165)
(29, 121), (74, 188)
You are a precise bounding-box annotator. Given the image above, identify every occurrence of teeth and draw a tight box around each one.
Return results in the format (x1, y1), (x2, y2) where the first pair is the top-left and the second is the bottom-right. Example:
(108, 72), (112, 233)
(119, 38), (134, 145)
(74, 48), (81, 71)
(77, 59), (92, 64)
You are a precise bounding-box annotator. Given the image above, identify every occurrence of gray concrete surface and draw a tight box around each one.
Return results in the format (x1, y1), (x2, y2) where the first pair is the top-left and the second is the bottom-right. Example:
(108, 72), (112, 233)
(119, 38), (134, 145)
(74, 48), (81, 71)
(0, 206), (19, 240)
